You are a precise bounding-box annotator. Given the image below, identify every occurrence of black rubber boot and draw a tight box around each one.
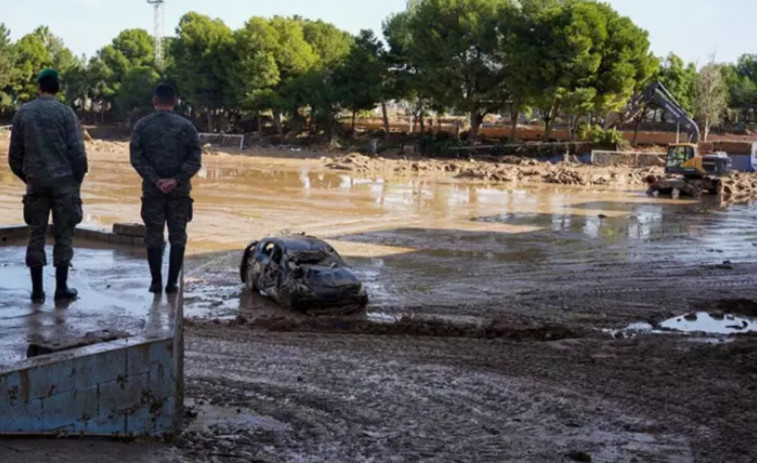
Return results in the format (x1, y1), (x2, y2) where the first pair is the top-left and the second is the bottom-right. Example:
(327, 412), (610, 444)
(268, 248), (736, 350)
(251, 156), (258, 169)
(54, 265), (78, 301)
(165, 245), (185, 294)
(30, 266), (45, 303)
(147, 246), (164, 293)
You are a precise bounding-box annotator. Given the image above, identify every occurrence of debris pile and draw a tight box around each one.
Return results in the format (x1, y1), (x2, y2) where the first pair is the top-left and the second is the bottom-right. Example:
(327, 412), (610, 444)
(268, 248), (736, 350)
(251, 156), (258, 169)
(718, 172), (757, 201)
(324, 153), (667, 189)
(85, 139), (127, 153)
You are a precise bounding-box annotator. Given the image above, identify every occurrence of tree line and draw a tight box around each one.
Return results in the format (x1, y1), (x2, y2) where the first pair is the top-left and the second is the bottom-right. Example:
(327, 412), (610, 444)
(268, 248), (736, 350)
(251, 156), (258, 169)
(0, 0), (753, 143)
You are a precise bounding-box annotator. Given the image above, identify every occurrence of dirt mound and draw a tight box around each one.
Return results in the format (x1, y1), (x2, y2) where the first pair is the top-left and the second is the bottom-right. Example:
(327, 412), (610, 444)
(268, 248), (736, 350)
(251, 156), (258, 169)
(86, 139), (128, 153)
(325, 152), (462, 176)
(324, 153), (663, 189)
(704, 299), (757, 318)
(202, 315), (582, 342)
(718, 172), (757, 201)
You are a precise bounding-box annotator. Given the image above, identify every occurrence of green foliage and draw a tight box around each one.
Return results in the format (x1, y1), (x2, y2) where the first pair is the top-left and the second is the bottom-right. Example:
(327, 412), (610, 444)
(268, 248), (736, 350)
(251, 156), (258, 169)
(3, 0), (747, 143)
(0, 23), (14, 109)
(333, 30), (385, 118)
(583, 124), (623, 148)
(114, 65), (161, 117)
(514, 0), (654, 137)
(302, 19), (353, 68)
(12, 33), (52, 102)
(659, 53), (696, 114)
(403, 0), (508, 138)
(695, 62), (728, 141)
(721, 55), (757, 121)
(168, 12), (236, 128)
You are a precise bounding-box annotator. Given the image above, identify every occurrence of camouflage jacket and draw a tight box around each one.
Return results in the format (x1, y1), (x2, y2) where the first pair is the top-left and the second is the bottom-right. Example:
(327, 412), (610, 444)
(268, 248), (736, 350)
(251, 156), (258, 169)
(130, 111), (203, 197)
(8, 96), (88, 186)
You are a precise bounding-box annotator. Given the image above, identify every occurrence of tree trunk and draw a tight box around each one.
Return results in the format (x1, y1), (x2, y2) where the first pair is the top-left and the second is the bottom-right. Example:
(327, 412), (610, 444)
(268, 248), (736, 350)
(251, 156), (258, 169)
(509, 105), (519, 142)
(703, 117), (710, 142)
(470, 112), (484, 145)
(567, 114), (576, 142)
(207, 111), (214, 133)
(419, 115), (425, 133)
(632, 109), (645, 147)
(273, 109), (283, 138)
(381, 102), (390, 136)
(351, 110), (357, 138)
(543, 117), (553, 141)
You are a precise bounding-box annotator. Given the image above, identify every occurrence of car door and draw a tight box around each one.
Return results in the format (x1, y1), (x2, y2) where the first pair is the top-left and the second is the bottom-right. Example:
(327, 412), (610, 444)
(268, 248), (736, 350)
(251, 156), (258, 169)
(258, 241), (283, 297)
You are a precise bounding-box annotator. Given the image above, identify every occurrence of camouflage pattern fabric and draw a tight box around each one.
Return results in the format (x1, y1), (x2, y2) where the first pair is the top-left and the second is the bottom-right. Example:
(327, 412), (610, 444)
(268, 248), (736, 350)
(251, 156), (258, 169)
(141, 194), (193, 247)
(130, 111), (202, 246)
(8, 96), (87, 268)
(129, 111), (203, 197)
(8, 95), (88, 186)
(23, 178), (83, 267)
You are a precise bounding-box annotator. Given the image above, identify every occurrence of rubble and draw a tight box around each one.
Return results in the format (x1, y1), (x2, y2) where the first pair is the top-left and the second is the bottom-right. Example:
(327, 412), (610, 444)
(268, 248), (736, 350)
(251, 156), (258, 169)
(324, 153), (666, 189)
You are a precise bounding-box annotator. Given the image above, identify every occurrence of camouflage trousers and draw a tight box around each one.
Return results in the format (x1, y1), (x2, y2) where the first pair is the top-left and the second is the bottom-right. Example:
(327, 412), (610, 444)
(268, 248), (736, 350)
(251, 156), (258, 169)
(141, 194), (193, 247)
(23, 178), (83, 267)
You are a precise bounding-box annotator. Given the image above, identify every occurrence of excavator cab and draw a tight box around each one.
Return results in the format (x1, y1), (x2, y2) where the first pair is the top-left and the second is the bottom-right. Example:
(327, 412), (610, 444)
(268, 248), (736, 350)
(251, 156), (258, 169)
(665, 144), (697, 175)
(665, 143), (732, 178)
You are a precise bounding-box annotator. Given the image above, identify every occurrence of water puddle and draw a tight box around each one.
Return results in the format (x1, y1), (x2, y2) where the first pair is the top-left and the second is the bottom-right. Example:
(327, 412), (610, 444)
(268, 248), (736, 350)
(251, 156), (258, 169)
(185, 402), (291, 434)
(660, 312), (757, 334)
(614, 312), (757, 337)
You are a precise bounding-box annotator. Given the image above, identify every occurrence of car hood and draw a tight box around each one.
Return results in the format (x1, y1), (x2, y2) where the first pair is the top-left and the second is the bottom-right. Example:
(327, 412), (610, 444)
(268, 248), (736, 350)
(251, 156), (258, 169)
(302, 265), (362, 289)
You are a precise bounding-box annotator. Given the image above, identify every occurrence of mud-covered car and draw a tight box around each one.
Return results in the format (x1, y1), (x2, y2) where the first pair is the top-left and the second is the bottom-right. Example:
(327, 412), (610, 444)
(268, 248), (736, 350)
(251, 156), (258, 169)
(240, 235), (368, 313)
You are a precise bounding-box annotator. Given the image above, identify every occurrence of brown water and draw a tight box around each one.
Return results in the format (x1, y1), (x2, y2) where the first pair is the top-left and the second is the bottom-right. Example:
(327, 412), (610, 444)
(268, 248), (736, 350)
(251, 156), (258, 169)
(3, 144), (757, 322)
(0, 146), (706, 256)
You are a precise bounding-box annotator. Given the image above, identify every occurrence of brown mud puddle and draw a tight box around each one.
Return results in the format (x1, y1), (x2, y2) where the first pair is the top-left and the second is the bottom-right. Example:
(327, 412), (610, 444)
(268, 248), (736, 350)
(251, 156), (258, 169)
(2, 141), (757, 332)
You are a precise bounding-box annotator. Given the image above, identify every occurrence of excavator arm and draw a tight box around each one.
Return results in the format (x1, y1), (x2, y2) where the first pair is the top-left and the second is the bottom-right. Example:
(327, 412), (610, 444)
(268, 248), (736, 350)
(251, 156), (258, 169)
(639, 82), (700, 143)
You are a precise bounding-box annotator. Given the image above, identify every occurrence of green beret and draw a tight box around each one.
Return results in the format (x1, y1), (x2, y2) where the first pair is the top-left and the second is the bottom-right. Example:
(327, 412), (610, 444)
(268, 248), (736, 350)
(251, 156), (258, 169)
(36, 68), (59, 82)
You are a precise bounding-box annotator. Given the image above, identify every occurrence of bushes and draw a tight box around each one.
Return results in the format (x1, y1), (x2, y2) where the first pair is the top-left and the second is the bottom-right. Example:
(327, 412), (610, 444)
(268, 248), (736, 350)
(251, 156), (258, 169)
(579, 124), (626, 150)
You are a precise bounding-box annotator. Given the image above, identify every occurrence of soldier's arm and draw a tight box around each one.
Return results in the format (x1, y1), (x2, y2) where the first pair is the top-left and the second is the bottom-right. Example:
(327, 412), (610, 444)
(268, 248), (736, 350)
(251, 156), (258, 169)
(129, 126), (160, 186)
(177, 124), (202, 184)
(65, 108), (88, 183)
(8, 110), (26, 183)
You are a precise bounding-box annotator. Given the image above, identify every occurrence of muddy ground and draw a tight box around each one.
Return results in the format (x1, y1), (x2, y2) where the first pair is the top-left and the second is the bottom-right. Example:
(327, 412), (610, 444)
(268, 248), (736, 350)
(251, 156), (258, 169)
(2, 137), (757, 462)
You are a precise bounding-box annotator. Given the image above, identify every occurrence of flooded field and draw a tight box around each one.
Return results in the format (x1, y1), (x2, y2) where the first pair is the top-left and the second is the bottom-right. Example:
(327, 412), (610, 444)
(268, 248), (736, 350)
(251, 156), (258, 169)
(2, 145), (757, 327)
(3, 142), (757, 462)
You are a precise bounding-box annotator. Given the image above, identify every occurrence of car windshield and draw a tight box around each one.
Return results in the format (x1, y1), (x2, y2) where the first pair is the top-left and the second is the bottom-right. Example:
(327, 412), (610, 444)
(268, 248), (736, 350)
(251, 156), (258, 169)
(288, 249), (341, 266)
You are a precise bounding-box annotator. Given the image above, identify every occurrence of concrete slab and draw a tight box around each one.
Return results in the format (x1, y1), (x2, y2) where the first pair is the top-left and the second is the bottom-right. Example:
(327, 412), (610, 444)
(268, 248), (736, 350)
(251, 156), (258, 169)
(0, 244), (175, 368)
(0, 227), (183, 437)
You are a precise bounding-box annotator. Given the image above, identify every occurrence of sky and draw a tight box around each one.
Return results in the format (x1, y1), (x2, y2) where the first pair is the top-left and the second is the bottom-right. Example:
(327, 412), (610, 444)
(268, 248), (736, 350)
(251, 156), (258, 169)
(3, 0), (757, 67)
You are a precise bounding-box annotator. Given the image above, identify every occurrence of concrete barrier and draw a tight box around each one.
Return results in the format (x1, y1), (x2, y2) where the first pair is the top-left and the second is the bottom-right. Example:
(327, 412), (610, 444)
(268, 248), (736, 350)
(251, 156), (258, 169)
(0, 225), (183, 437)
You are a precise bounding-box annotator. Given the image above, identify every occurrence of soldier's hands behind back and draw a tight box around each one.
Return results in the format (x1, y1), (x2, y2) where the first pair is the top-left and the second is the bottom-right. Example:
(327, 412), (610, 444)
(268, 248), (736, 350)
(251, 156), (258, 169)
(157, 178), (178, 194)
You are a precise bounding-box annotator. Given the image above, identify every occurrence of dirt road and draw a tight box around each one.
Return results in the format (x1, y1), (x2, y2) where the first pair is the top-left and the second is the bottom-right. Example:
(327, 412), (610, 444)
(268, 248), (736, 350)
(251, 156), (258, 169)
(2, 138), (757, 462)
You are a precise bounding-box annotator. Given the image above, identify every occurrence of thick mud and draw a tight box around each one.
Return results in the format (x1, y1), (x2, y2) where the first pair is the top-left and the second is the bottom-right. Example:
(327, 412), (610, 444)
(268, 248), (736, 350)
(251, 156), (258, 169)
(3, 137), (757, 461)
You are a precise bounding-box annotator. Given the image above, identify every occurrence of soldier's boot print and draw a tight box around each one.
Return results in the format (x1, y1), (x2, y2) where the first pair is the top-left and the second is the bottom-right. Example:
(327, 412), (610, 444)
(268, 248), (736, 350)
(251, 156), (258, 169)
(165, 244), (185, 294)
(30, 266), (45, 303)
(147, 245), (164, 293)
(54, 265), (78, 301)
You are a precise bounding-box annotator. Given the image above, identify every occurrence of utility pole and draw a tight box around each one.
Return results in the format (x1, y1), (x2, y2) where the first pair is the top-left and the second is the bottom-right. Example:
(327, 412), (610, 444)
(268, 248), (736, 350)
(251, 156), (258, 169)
(146, 0), (165, 65)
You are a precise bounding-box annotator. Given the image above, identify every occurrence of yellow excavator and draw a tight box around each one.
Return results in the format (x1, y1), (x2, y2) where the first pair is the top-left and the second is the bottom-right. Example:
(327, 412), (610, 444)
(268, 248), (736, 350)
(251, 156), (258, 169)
(638, 82), (732, 196)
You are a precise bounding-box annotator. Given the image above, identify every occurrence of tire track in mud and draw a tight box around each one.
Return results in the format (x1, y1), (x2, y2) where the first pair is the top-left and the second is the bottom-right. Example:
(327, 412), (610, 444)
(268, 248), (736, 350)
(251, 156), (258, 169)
(181, 329), (698, 463)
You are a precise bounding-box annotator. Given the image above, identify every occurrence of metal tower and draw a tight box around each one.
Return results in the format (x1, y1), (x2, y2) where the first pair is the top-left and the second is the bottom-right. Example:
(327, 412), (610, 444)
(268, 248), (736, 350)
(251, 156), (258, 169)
(147, 0), (165, 64)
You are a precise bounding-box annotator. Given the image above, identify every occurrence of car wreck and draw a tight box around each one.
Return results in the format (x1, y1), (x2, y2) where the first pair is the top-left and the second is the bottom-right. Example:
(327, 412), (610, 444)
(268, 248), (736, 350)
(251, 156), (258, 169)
(240, 235), (368, 313)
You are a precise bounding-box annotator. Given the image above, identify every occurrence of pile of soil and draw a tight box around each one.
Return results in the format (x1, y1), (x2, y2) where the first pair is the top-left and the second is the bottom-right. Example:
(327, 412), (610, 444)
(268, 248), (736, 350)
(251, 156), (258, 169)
(325, 152), (462, 176)
(718, 172), (757, 201)
(457, 162), (662, 187)
(85, 139), (127, 153)
(325, 153), (665, 189)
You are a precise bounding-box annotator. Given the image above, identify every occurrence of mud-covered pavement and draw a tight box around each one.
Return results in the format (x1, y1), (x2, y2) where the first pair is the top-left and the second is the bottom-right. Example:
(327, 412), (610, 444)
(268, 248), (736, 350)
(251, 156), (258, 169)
(2, 138), (757, 462)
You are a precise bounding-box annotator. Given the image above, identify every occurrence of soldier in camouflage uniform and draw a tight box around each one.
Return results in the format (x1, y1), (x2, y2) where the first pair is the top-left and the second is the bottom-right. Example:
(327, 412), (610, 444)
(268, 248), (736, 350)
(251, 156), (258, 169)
(8, 69), (88, 303)
(130, 83), (202, 294)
